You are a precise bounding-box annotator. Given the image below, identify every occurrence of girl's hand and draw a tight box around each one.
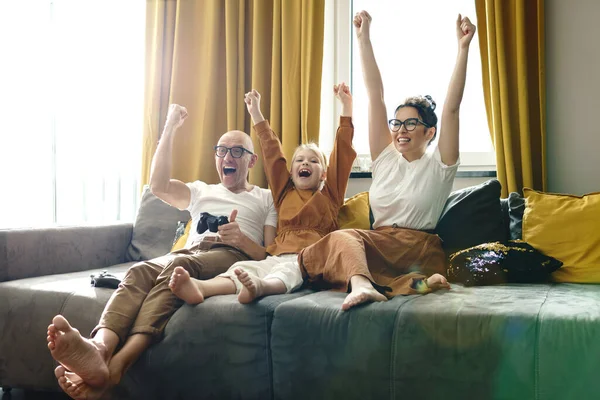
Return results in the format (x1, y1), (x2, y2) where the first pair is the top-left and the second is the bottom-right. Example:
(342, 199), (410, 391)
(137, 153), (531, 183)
(244, 89), (264, 123)
(353, 10), (372, 40)
(334, 83), (352, 117)
(456, 14), (476, 50)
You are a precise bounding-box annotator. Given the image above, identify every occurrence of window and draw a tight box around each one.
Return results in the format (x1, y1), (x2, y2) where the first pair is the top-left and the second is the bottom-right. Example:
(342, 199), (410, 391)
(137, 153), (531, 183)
(0, 0), (146, 229)
(320, 0), (495, 169)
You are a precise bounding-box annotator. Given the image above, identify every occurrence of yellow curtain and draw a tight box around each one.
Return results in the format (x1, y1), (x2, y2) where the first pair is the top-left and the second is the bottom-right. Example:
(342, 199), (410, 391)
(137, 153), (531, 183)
(140, 0), (325, 188)
(475, 0), (546, 197)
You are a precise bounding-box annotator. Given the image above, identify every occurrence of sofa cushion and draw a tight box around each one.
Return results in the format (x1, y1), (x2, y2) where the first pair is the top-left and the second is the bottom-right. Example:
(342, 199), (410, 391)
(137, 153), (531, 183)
(391, 284), (552, 399)
(523, 188), (600, 283)
(447, 240), (563, 286)
(271, 291), (414, 400)
(0, 223), (132, 282)
(126, 186), (190, 262)
(337, 191), (371, 230)
(507, 192), (525, 240)
(171, 220), (192, 251)
(435, 179), (507, 256)
(0, 263), (133, 390)
(126, 290), (312, 400)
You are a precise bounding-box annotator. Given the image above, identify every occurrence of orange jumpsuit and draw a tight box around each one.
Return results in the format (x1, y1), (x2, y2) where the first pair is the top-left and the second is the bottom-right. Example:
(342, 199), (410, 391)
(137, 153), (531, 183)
(254, 117), (356, 255)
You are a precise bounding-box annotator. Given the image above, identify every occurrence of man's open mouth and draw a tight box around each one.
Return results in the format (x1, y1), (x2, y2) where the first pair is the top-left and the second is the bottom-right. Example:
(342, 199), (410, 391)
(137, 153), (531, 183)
(397, 137), (411, 143)
(223, 166), (237, 176)
(299, 168), (312, 178)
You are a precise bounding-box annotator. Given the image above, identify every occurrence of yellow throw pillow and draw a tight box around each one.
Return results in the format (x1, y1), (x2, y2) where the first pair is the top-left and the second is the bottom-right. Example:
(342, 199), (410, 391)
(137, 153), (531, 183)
(171, 220), (192, 251)
(337, 191), (371, 230)
(522, 188), (600, 283)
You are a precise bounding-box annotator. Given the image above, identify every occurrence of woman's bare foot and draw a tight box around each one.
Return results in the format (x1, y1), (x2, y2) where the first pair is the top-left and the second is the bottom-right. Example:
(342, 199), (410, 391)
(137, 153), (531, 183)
(342, 286), (387, 311)
(46, 315), (109, 388)
(235, 268), (265, 304)
(169, 266), (205, 304)
(426, 273), (451, 291)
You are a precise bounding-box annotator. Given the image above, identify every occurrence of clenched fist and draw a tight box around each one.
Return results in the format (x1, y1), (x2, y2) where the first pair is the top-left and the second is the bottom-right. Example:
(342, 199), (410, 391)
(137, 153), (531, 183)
(165, 104), (188, 130)
(244, 89), (264, 124)
(353, 10), (372, 40)
(456, 14), (476, 49)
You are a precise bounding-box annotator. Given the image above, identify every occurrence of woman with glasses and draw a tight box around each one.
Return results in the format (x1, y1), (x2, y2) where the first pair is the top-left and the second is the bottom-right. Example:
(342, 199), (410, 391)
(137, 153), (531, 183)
(298, 11), (476, 310)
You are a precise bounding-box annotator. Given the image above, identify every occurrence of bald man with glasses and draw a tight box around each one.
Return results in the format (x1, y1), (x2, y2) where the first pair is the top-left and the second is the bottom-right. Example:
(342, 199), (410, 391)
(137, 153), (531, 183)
(47, 104), (278, 399)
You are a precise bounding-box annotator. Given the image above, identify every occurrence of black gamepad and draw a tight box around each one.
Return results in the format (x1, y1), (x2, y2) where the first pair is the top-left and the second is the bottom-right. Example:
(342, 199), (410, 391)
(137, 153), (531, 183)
(90, 271), (121, 289)
(197, 212), (229, 234)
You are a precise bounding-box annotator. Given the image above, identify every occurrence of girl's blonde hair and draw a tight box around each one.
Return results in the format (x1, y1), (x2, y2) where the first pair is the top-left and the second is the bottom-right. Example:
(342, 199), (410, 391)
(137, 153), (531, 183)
(291, 143), (328, 170)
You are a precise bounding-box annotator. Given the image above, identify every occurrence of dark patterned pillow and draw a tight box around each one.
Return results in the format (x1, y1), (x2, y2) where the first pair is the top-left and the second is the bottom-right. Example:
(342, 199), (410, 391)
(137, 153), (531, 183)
(447, 240), (562, 286)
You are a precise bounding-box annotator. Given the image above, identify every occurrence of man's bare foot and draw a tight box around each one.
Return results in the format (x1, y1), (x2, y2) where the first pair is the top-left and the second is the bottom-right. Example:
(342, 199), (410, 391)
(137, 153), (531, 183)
(235, 268), (265, 304)
(426, 273), (451, 291)
(169, 266), (205, 304)
(342, 287), (387, 311)
(47, 315), (109, 388)
(55, 365), (114, 400)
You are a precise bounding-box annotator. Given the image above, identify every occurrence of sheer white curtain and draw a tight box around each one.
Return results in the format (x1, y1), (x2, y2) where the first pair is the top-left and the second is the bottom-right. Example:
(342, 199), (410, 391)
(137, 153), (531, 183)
(0, 0), (145, 229)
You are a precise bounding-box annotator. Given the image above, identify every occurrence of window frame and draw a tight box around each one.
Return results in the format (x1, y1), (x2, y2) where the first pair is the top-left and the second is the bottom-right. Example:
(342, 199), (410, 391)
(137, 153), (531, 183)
(319, 0), (496, 171)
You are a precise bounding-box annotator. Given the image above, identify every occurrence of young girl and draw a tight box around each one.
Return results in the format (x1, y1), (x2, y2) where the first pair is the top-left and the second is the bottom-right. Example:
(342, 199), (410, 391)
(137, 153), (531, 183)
(169, 84), (356, 304)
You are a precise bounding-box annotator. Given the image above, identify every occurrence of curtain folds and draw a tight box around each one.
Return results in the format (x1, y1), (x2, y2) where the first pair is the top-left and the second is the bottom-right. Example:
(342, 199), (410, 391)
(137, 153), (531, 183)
(141, 0), (325, 188)
(475, 0), (546, 197)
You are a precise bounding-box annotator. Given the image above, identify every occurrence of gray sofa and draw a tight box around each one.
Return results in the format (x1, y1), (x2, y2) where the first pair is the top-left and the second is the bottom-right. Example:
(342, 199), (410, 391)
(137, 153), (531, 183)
(1, 184), (600, 399)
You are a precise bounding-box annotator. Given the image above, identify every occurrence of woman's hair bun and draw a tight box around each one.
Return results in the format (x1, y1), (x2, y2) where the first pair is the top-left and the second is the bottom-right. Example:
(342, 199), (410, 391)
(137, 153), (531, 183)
(424, 95), (436, 111)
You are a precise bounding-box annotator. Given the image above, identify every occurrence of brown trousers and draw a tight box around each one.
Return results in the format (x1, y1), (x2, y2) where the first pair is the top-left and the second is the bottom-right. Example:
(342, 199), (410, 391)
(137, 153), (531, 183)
(92, 242), (249, 343)
(298, 227), (446, 296)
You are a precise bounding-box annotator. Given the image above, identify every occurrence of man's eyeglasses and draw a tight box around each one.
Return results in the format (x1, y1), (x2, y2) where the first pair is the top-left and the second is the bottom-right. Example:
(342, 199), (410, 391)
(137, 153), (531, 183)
(388, 118), (431, 132)
(214, 145), (254, 158)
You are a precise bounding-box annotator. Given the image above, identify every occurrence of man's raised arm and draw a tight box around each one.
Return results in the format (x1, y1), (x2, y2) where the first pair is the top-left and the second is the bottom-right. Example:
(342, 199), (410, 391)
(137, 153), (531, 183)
(150, 104), (192, 210)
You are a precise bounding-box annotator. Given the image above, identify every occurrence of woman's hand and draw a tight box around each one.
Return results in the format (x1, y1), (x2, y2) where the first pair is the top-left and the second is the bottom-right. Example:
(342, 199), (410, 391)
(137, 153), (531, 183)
(244, 89), (265, 124)
(456, 14), (476, 50)
(353, 10), (372, 40)
(333, 82), (353, 117)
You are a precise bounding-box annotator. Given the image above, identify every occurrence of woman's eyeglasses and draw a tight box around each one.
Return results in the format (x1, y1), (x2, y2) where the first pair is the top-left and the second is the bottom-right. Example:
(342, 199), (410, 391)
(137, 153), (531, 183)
(388, 118), (431, 132)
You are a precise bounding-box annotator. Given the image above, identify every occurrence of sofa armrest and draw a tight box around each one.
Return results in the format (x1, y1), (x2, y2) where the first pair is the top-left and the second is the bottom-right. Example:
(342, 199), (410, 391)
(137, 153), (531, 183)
(0, 223), (133, 282)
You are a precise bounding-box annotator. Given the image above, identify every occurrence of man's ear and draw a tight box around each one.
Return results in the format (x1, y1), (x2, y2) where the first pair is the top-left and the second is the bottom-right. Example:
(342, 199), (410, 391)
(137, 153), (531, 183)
(248, 154), (258, 168)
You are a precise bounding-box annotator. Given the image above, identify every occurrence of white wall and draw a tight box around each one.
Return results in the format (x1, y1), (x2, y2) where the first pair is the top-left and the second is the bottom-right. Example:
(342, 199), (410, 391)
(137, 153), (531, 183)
(546, 0), (600, 195)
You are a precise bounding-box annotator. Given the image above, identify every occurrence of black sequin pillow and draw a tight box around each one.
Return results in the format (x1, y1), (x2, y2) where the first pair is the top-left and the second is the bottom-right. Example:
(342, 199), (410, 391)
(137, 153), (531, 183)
(447, 240), (563, 286)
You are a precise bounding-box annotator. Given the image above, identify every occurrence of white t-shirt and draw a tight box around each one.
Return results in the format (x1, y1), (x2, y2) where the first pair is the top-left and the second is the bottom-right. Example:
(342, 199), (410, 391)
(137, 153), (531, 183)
(182, 181), (278, 248)
(370, 143), (459, 231)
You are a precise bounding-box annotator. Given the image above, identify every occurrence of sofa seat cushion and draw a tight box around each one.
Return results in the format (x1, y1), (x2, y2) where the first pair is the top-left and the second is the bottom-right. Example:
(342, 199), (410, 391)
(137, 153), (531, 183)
(123, 290), (313, 400)
(0, 263), (134, 390)
(270, 284), (600, 400)
(270, 291), (415, 400)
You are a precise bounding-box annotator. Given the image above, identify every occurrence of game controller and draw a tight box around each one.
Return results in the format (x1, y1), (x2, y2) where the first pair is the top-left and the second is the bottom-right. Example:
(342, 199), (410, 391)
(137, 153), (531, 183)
(90, 270), (121, 289)
(197, 212), (229, 234)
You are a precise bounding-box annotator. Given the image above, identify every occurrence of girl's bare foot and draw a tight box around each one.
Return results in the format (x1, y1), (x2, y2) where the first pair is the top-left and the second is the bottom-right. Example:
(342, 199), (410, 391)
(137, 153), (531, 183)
(426, 273), (451, 291)
(47, 315), (109, 388)
(169, 266), (205, 304)
(235, 268), (265, 304)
